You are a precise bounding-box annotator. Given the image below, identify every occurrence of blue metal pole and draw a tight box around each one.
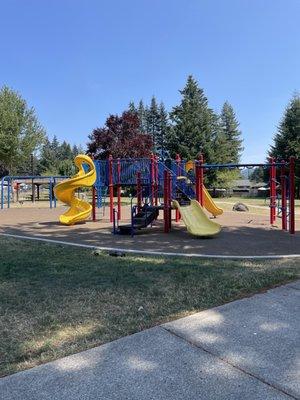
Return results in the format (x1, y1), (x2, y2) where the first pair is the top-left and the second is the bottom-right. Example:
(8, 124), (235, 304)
(49, 178), (53, 209)
(1, 178), (4, 210)
(131, 198), (134, 237)
(7, 178), (11, 209)
(53, 178), (57, 208)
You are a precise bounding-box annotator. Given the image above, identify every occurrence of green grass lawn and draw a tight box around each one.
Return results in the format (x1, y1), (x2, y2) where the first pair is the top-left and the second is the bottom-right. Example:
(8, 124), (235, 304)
(0, 237), (299, 377)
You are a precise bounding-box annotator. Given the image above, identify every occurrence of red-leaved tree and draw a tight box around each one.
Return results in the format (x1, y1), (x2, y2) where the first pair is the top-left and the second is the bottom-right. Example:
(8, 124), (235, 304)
(87, 111), (153, 159)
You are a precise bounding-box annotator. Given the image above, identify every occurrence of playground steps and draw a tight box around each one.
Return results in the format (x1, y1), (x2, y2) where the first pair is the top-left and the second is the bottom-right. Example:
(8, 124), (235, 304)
(117, 205), (159, 235)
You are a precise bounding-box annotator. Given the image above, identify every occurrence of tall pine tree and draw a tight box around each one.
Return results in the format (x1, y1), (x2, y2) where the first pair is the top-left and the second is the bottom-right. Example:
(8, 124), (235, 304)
(168, 75), (217, 161)
(128, 101), (136, 113)
(146, 96), (160, 152)
(270, 94), (300, 196)
(219, 101), (243, 163)
(137, 100), (147, 133)
(157, 102), (169, 158)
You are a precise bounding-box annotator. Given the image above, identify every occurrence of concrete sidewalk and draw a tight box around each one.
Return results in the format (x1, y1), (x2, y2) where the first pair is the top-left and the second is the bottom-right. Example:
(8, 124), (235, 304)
(1, 282), (299, 400)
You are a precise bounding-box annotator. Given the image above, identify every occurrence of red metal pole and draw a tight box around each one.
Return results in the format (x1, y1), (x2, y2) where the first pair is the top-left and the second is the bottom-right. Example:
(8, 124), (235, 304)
(269, 157), (276, 225)
(273, 160), (277, 224)
(199, 154), (204, 206)
(175, 154), (181, 222)
(163, 170), (169, 233)
(154, 155), (158, 206)
(289, 156), (295, 234)
(195, 164), (200, 203)
(117, 158), (121, 220)
(92, 186), (96, 221)
(150, 153), (155, 205)
(137, 171), (142, 213)
(91, 154), (96, 222)
(280, 160), (287, 231)
(109, 154), (114, 223)
(168, 171), (172, 229)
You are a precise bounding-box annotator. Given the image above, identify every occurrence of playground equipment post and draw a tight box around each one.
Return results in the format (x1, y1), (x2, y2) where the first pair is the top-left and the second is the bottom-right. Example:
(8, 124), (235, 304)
(117, 158), (121, 220)
(109, 154), (114, 223)
(137, 171), (142, 213)
(269, 157), (276, 225)
(175, 154), (181, 222)
(154, 155), (158, 206)
(150, 153), (155, 206)
(289, 156), (295, 234)
(280, 160), (287, 231)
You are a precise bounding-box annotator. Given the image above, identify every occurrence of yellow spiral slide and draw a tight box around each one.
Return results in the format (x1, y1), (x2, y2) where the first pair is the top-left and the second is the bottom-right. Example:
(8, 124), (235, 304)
(54, 154), (96, 225)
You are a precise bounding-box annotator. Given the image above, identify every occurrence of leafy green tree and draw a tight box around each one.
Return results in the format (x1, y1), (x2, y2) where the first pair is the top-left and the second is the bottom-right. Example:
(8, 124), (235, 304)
(270, 94), (300, 196)
(168, 75), (217, 161)
(250, 167), (265, 183)
(219, 101), (243, 163)
(209, 169), (241, 191)
(0, 86), (46, 174)
(57, 159), (76, 176)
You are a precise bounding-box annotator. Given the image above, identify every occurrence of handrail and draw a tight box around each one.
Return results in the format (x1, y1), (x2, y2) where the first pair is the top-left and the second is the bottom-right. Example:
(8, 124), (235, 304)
(1, 175), (68, 181)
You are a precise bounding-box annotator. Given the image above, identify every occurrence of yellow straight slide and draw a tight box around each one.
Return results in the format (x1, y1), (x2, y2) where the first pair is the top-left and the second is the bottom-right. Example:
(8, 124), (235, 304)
(173, 199), (221, 237)
(54, 154), (96, 225)
(203, 186), (223, 217)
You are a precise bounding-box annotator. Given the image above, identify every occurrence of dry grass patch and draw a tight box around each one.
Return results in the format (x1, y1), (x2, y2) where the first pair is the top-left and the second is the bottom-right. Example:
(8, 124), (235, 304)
(0, 237), (299, 377)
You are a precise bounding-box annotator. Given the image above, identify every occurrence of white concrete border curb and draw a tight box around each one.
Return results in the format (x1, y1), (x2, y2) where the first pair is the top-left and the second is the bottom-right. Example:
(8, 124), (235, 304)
(1, 232), (300, 260)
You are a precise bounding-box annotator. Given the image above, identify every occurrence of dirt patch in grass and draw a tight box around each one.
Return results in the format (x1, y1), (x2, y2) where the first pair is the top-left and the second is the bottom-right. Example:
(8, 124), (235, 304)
(0, 237), (299, 377)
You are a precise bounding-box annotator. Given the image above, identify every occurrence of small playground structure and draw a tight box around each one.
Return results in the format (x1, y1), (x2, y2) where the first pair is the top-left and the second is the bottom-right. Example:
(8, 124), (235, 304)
(0, 175), (67, 209)
(1, 154), (297, 238)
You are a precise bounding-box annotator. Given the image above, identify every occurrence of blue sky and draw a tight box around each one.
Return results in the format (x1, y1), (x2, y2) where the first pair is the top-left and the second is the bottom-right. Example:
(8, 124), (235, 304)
(1, 0), (299, 162)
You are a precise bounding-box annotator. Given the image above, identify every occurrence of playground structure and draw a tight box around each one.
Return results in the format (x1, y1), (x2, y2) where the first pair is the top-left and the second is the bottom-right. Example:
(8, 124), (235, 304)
(89, 154), (296, 236)
(91, 154), (224, 237)
(0, 154), (297, 237)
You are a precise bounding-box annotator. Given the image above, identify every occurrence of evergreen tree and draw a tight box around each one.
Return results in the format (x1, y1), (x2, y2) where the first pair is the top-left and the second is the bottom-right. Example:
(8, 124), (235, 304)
(38, 138), (58, 174)
(168, 75), (217, 161)
(157, 102), (169, 158)
(39, 137), (76, 175)
(128, 101), (137, 113)
(72, 144), (85, 157)
(219, 101), (243, 163)
(59, 140), (73, 160)
(137, 100), (147, 133)
(146, 96), (160, 152)
(72, 145), (79, 157)
(270, 94), (300, 196)
(270, 94), (300, 159)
